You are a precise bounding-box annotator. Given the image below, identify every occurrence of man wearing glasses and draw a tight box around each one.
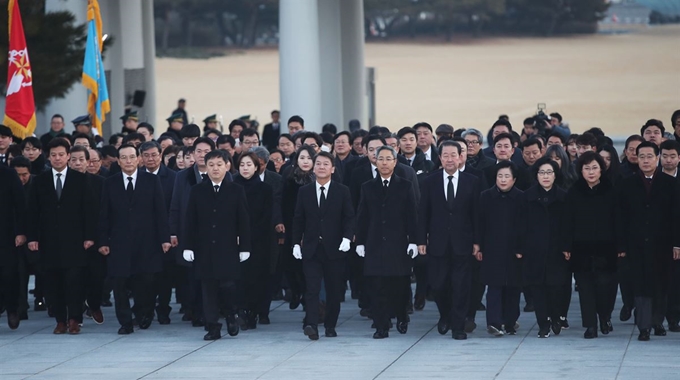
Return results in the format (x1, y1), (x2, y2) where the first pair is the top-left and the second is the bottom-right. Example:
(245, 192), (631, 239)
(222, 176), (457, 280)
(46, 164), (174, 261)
(462, 129), (495, 171)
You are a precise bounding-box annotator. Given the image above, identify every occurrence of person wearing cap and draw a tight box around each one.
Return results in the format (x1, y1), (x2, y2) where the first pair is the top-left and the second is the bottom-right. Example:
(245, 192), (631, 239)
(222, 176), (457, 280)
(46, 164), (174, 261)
(0, 124), (14, 166)
(640, 119), (665, 147)
(435, 124), (454, 143)
(172, 98), (188, 125)
(202, 115), (219, 133)
(71, 115), (103, 147)
(120, 111), (139, 135)
(181, 124), (201, 147)
(262, 110), (281, 152)
(414, 122), (440, 168)
(165, 113), (184, 142)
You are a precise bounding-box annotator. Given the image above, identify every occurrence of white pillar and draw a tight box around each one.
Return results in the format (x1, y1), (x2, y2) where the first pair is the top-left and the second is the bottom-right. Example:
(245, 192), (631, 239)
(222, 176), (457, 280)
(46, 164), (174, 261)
(279, 0), (322, 133)
(119, 0), (144, 70)
(340, 0), (366, 129)
(41, 0), (89, 135)
(100, 0), (125, 138)
(317, 0), (344, 130)
(141, 0), (157, 129)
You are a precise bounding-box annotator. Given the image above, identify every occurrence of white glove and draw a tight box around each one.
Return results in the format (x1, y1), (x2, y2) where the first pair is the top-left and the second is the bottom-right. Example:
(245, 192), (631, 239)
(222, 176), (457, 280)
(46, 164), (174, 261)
(338, 238), (351, 252)
(293, 245), (302, 260)
(356, 245), (365, 257)
(182, 249), (194, 262)
(239, 252), (250, 262)
(407, 244), (418, 259)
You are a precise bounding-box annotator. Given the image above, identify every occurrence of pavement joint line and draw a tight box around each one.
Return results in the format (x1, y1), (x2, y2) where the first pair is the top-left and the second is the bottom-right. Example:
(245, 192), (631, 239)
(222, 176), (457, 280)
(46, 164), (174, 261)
(372, 322), (438, 379)
(494, 319), (537, 379)
(0, 324), (52, 348)
(138, 340), (216, 380)
(614, 324), (637, 380)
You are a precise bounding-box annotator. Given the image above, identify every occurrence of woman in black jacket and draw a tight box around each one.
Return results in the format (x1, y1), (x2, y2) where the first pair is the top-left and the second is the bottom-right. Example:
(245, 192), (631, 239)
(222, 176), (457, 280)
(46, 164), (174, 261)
(563, 151), (619, 339)
(521, 157), (569, 338)
(233, 152), (273, 329)
(280, 145), (316, 310)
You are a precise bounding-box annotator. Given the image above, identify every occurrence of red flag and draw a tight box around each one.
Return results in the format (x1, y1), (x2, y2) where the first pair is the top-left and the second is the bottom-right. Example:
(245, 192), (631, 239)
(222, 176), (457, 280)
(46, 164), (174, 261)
(3, 0), (36, 139)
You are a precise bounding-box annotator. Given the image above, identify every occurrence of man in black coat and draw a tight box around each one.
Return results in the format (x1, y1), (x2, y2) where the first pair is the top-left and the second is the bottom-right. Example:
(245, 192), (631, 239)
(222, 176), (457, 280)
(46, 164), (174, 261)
(0, 163), (27, 330)
(292, 152), (355, 340)
(27, 139), (96, 334)
(356, 146), (418, 339)
(98, 144), (171, 334)
(462, 129), (495, 171)
(660, 140), (680, 330)
(182, 149), (251, 340)
(418, 141), (481, 340)
(617, 141), (680, 341)
(483, 133), (531, 191)
(261, 110), (281, 151)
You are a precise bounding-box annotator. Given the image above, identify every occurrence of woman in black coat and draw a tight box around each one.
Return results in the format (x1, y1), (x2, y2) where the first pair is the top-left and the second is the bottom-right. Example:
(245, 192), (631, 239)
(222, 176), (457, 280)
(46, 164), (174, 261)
(521, 157), (569, 338)
(478, 161), (524, 336)
(280, 145), (316, 309)
(562, 151), (619, 339)
(233, 152), (273, 329)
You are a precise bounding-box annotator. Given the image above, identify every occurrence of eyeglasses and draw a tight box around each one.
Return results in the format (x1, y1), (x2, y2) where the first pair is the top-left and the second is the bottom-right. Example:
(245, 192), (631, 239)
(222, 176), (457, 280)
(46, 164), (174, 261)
(271, 158), (284, 163)
(537, 170), (554, 176)
(466, 141), (481, 146)
(89, 159), (101, 164)
(376, 157), (395, 162)
(142, 153), (160, 159)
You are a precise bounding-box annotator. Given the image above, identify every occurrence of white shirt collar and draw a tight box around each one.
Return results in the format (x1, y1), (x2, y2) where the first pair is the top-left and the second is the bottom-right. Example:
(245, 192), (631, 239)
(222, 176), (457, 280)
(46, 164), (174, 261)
(371, 164), (378, 178)
(52, 167), (67, 177)
(211, 180), (222, 188)
(422, 146), (431, 160)
(316, 180), (331, 191)
(122, 169), (138, 189)
(380, 176), (391, 185)
(443, 169), (458, 181)
(259, 172), (265, 182)
(147, 167), (160, 175)
(459, 164), (466, 172)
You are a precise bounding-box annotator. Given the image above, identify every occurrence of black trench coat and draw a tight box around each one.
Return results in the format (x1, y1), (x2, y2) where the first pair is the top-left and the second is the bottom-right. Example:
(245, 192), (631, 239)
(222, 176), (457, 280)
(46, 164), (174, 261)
(520, 185), (570, 286)
(478, 186), (524, 287)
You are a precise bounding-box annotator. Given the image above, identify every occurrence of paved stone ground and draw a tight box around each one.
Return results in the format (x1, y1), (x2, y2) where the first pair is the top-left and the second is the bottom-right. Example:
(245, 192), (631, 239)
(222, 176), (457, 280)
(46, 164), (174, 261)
(1, 286), (679, 380)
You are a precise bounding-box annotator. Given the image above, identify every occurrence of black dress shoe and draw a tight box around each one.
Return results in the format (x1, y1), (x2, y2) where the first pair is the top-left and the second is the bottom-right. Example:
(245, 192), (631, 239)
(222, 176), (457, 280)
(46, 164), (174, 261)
(325, 327), (337, 337)
(653, 324), (667, 336)
(304, 325), (319, 340)
(584, 327), (598, 339)
(437, 317), (450, 335)
(551, 320), (562, 335)
(537, 327), (551, 338)
(203, 323), (222, 341)
(259, 315), (271, 325)
(226, 315), (239, 336)
(359, 308), (371, 318)
(192, 318), (206, 328)
(619, 305), (632, 322)
(397, 321), (408, 334)
(7, 313), (20, 330)
(464, 319), (477, 333)
(638, 329), (651, 341)
(182, 311), (194, 322)
(600, 320), (613, 335)
(452, 331), (467, 340)
(158, 315), (171, 325)
(668, 321), (680, 332)
(118, 325), (134, 335)
(139, 317), (152, 330)
(373, 330), (389, 339)
(414, 294), (426, 311)
(289, 294), (301, 310)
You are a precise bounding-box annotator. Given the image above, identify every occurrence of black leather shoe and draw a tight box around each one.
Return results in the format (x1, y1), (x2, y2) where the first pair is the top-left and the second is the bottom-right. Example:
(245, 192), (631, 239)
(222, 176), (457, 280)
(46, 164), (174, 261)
(464, 319), (477, 333)
(289, 294), (301, 310)
(7, 313), (20, 330)
(226, 315), (239, 336)
(304, 325), (319, 340)
(118, 325), (134, 335)
(619, 305), (632, 322)
(373, 330), (389, 339)
(414, 294), (426, 311)
(584, 327), (598, 339)
(158, 315), (171, 325)
(203, 323), (222, 340)
(259, 315), (271, 325)
(537, 327), (551, 338)
(437, 317), (450, 335)
(191, 318), (205, 328)
(638, 329), (651, 341)
(397, 321), (408, 334)
(359, 308), (371, 318)
(181, 311), (193, 322)
(452, 331), (467, 340)
(600, 320), (613, 335)
(139, 317), (152, 330)
(325, 327), (337, 337)
(551, 320), (562, 335)
(653, 324), (667, 336)
(668, 321), (680, 332)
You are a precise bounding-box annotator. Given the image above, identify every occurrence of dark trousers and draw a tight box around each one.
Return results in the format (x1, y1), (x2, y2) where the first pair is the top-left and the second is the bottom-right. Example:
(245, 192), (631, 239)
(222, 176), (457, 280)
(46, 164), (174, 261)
(574, 271), (617, 328)
(636, 295), (667, 331)
(285, 245), (306, 300)
(201, 279), (238, 325)
(240, 257), (268, 313)
(666, 261), (680, 323)
(259, 271), (282, 318)
(44, 267), (85, 323)
(466, 260), (485, 322)
(413, 254), (428, 297)
(367, 275), (410, 331)
(618, 257), (635, 309)
(433, 254), (472, 332)
(560, 281), (572, 319)
(485, 285), (521, 328)
(303, 244), (346, 329)
(187, 266), (204, 320)
(17, 251), (30, 314)
(155, 259), (183, 318)
(113, 274), (155, 327)
(0, 263), (19, 314)
(531, 284), (564, 329)
(85, 250), (106, 312)
(350, 253), (369, 309)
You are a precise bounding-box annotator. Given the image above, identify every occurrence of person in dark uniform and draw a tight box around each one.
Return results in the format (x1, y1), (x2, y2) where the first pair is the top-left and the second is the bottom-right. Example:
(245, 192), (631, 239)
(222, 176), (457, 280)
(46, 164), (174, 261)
(417, 141), (481, 340)
(292, 151), (355, 340)
(660, 140), (680, 331)
(172, 98), (189, 125)
(120, 111), (139, 135)
(71, 115), (103, 147)
(356, 145), (418, 339)
(182, 149), (251, 340)
(165, 113), (184, 143)
(39, 114), (69, 148)
(98, 144), (171, 335)
(262, 110), (281, 151)
(202, 114), (219, 134)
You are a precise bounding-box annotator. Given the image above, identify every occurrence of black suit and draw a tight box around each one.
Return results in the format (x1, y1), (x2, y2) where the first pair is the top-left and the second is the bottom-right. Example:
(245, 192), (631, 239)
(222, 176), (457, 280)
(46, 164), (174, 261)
(83, 173), (106, 318)
(292, 181), (355, 329)
(99, 170), (170, 328)
(184, 179), (251, 328)
(0, 166), (26, 317)
(356, 175), (417, 332)
(28, 168), (96, 324)
(262, 122), (281, 151)
(418, 170), (480, 333)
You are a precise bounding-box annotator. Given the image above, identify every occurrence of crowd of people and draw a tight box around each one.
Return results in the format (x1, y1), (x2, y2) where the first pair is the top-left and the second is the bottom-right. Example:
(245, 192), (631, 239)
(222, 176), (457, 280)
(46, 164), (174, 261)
(0, 102), (679, 343)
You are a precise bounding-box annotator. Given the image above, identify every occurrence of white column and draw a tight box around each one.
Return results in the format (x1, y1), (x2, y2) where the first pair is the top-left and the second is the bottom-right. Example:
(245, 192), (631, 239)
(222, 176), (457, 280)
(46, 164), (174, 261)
(119, 0), (144, 70)
(100, 0), (125, 138)
(41, 0), (89, 134)
(317, 0), (343, 130)
(279, 0), (322, 133)
(340, 0), (366, 129)
(141, 0), (157, 129)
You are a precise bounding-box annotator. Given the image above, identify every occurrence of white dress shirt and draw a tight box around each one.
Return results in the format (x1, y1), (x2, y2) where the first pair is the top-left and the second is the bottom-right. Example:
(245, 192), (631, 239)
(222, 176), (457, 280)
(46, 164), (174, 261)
(422, 146), (432, 161)
(52, 167), (68, 189)
(259, 172), (266, 182)
(316, 180), (331, 206)
(380, 176), (391, 187)
(147, 167), (160, 175)
(122, 169), (138, 190)
(211, 180), (222, 191)
(443, 169), (459, 200)
(371, 164), (378, 178)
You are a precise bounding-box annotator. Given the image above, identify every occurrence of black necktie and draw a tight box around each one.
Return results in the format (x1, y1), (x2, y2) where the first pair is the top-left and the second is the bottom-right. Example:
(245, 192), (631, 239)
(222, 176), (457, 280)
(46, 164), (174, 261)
(382, 179), (389, 196)
(214, 184), (220, 193)
(447, 175), (455, 209)
(55, 173), (63, 200)
(374, 168), (379, 178)
(126, 176), (134, 200)
(201, 173), (209, 182)
(319, 186), (326, 209)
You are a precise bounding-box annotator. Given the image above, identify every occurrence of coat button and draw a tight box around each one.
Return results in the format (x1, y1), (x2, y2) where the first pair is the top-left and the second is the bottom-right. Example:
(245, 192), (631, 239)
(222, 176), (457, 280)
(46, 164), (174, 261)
(645, 238), (649, 242)
(383, 237), (386, 241)
(212, 225), (216, 228)
(212, 240), (216, 244)
(213, 209), (217, 212)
